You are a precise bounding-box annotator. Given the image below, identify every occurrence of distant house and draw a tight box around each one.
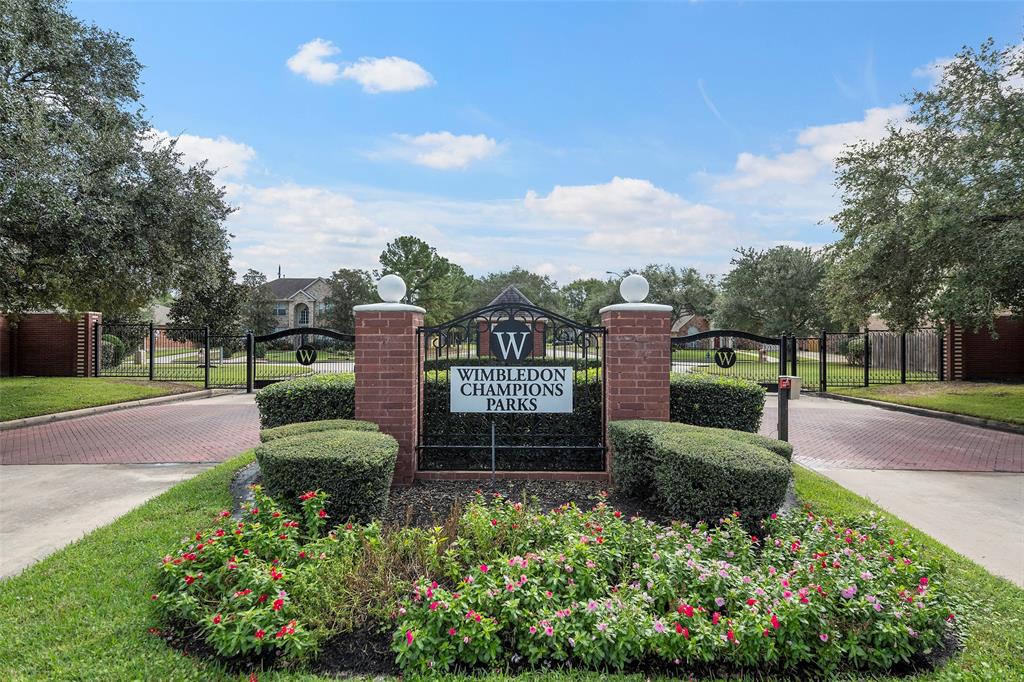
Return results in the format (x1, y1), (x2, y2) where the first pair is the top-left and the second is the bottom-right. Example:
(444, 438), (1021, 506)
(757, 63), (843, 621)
(671, 313), (711, 336)
(267, 277), (332, 331)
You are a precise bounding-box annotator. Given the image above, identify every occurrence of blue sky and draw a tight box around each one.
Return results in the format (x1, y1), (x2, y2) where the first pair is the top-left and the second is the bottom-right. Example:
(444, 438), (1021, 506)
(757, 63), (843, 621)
(73, 1), (1023, 283)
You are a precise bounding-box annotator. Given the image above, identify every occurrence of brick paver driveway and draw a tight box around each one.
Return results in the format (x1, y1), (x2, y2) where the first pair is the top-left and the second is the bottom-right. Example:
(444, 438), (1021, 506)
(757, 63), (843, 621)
(0, 392), (260, 465)
(761, 395), (1024, 473)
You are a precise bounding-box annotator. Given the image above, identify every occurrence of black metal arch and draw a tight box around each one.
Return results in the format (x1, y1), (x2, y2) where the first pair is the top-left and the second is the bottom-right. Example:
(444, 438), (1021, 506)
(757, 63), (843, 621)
(421, 302), (604, 333)
(672, 329), (779, 345)
(254, 327), (355, 343)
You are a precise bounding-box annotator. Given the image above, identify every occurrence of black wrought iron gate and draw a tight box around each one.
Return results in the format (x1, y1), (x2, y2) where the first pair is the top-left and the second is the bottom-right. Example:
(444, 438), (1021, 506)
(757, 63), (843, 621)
(250, 327), (355, 389)
(417, 303), (606, 472)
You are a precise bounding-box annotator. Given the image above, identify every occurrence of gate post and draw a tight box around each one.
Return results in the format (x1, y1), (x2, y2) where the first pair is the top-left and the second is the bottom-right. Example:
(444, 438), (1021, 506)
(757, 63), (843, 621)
(863, 332), (870, 387)
(600, 275), (672, 476)
(778, 334), (787, 378)
(819, 329), (827, 393)
(790, 336), (798, 376)
(246, 332), (254, 393)
(354, 275), (425, 487)
(148, 322), (156, 381)
(900, 332), (907, 384)
(203, 326), (210, 389)
(93, 320), (101, 377)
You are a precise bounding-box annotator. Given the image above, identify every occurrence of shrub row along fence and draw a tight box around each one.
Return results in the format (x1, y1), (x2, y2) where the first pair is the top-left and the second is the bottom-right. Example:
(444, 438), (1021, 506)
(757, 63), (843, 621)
(95, 322), (353, 389)
(671, 328), (943, 392)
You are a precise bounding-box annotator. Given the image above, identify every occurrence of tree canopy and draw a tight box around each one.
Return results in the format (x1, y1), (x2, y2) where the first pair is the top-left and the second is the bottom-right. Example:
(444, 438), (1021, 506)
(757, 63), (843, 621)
(376, 236), (470, 324)
(464, 268), (564, 312)
(827, 38), (1024, 332)
(323, 267), (375, 334)
(0, 0), (234, 319)
(715, 246), (835, 337)
(238, 269), (276, 335)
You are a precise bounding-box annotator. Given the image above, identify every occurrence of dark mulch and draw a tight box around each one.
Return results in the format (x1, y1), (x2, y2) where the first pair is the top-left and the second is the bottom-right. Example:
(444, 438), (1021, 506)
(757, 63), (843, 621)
(313, 624), (398, 678)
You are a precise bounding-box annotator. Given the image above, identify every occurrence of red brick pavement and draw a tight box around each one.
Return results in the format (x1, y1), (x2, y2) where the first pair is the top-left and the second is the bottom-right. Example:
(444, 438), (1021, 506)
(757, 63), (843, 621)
(761, 397), (1024, 472)
(0, 394), (260, 465)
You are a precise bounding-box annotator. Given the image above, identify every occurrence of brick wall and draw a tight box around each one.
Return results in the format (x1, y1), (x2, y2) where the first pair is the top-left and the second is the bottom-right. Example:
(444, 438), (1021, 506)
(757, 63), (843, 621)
(0, 315), (10, 377)
(948, 316), (1024, 381)
(601, 310), (671, 422)
(0, 312), (101, 377)
(355, 310), (423, 486)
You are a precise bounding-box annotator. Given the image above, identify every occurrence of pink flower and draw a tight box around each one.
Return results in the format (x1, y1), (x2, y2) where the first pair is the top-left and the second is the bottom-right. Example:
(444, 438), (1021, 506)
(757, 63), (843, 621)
(819, 633), (829, 642)
(448, 628), (456, 636)
(479, 564), (489, 573)
(712, 612), (720, 625)
(598, 622), (608, 632)
(529, 626), (537, 634)
(653, 620), (666, 633)
(406, 630), (414, 645)
(544, 625), (553, 636)
(771, 613), (780, 629)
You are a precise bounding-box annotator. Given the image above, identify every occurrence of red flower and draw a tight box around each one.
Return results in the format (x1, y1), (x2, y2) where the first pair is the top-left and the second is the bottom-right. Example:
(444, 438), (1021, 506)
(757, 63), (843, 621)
(251, 508), (259, 515)
(272, 511), (281, 518)
(184, 575), (195, 585)
(747, 598), (757, 606)
(712, 612), (720, 625)
(258, 594), (268, 603)
(490, 519), (498, 526)
(678, 604), (694, 618)
(254, 629), (265, 640)
(213, 614), (222, 624)
(751, 535), (759, 544)
(272, 598), (284, 611)
(727, 629), (736, 642)
(318, 509), (327, 518)
(675, 622), (684, 634)
(300, 491), (316, 501)
(771, 614), (780, 629)
(449, 628), (457, 636)
(150, 594), (158, 601)
(920, 576), (929, 586)
(613, 510), (622, 518)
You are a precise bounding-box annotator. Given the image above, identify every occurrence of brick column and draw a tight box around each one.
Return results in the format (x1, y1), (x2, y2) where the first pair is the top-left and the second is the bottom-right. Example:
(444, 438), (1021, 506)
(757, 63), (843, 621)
(354, 298), (425, 487)
(600, 284), (673, 474)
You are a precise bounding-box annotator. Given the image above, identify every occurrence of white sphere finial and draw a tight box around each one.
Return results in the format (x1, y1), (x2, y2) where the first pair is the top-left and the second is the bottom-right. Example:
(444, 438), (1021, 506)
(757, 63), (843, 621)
(377, 274), (406, 303)
(620, 273), (649, 303)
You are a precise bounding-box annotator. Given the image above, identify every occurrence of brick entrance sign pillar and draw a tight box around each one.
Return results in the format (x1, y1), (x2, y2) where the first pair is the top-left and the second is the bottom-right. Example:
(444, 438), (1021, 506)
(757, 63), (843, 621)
(354, 275), (425, 486)
(600, 274), (673, 471)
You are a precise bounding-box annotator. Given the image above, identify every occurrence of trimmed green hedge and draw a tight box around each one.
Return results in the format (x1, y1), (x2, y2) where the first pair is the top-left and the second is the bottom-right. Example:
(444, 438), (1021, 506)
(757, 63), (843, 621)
(254, 373), (355, 428)
(666, 422), (793, 461)
(255, 429), (398, 522)
(259, 418), (379, 443)
(609, 420), (790, 523)
(669, 373), (765, 432)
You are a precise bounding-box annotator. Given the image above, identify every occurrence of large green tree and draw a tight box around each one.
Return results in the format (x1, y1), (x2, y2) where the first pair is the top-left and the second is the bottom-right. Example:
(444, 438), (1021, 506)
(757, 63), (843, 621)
(238, 269), (276, 335)
(561, 277), (616, 324)
(376, 236), (468, 323)
(168, 254), (242, 335)
(714, 246), (834, 336)
(0, 0), (234, 319)
(465, 267), (564, 312)
(323, 267), (375, 334)
(827, 38), (1024, 332)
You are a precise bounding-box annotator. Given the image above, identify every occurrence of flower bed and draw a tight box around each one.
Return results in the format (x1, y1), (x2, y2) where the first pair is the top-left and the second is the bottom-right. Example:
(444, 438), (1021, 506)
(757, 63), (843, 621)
(152, 487), (957, 677)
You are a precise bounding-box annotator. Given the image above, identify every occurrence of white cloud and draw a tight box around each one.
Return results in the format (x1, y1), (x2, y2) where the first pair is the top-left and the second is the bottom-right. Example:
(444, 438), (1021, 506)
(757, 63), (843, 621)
(525, 177), (733, 255)
(716, 104), (907, 190)
(146, 129), (256, 179)
(286, 38), (342, 84)
(342, 57), (435, 93)
(912, 57), (954, 86)
(384, 131), (501, 169)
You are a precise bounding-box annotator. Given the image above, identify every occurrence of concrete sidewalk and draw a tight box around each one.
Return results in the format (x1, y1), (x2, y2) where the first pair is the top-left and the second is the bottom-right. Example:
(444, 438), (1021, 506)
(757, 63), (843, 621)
(820, 469), (1024, 587)
(0, 463), (214, 578)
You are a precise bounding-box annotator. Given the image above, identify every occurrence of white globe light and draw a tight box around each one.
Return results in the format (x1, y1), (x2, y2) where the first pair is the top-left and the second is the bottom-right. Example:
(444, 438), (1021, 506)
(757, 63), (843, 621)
(377, 274), (407, 303)
(620, 273), (649, 303)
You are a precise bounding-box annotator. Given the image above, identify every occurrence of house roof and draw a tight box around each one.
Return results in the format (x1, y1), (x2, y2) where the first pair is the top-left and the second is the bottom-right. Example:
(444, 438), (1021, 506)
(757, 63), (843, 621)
(488, 285), (536, 308)
(267, 278), (322, 300)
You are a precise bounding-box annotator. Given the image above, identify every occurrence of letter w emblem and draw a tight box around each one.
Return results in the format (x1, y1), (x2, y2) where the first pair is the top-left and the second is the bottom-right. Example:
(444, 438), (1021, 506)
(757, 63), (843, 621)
(493, 332), (530, 361)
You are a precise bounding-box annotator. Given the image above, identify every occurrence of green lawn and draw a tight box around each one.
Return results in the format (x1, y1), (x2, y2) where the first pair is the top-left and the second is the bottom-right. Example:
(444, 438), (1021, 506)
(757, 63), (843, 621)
(0, 377), (198, 421)
(831, 382), (1024, 426)
(1, 453), (1021, 680)
(100, 362), (318, 386)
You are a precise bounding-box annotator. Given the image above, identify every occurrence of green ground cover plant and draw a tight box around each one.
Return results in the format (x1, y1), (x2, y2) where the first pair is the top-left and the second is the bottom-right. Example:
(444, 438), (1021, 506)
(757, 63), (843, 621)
(1, 453), (1021, 680)
(0, 377), (196, 421)
(831, 382), (1024, 426)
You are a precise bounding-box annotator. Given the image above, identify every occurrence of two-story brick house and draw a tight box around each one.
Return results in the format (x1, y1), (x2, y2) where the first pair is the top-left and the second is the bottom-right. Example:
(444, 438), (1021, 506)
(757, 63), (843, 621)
(268, 277), (332, 331)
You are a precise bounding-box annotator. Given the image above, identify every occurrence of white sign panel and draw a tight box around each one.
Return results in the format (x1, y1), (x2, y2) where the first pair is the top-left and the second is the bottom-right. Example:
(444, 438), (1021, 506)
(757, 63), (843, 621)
(450, 366), (573, 413)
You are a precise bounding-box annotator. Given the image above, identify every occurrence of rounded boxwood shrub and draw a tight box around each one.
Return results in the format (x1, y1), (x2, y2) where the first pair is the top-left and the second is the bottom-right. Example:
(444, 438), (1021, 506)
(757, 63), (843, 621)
(254, 373), (355, 428)
(255, 429), (398, 522)
(101, 333), (126, 368)
(260, 418), (379, 443)
(667, 422), (793, 461)
(610, 420), (789, 523)
(670, 373), (765, 432)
